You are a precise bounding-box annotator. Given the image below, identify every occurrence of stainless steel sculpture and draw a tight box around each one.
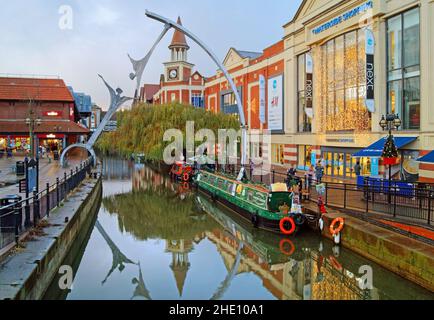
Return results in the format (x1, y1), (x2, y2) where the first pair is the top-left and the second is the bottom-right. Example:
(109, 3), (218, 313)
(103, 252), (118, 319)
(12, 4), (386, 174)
(62, 10), (248, 177)
(60, 75), (132, 167)
(144, 10), (248, 179)
(128, 24), (171, 100)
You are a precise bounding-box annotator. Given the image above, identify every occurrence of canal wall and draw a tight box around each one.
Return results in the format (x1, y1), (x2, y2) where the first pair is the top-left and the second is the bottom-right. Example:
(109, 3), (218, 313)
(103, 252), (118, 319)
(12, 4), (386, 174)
(0, 171), (102, 300)
(317, 210), (434, 292)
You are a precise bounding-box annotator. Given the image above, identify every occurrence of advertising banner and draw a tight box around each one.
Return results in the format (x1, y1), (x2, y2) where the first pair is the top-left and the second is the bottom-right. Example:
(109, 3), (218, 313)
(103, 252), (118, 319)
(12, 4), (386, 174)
(365, 28), (375, 113)
(267, 75), (284, 132)
(305, 53), (314, 119)
(259, 75), (266, 124)
(370, 157), (379, 176)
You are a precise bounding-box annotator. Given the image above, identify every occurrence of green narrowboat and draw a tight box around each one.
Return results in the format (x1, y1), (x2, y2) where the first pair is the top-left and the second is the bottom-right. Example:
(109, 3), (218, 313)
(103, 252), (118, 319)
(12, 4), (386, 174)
(195, 170), (307, 235)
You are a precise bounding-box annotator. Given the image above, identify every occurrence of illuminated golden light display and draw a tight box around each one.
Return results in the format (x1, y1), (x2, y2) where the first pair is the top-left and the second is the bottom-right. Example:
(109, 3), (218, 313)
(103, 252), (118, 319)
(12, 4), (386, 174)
(313, 29), (372, 133)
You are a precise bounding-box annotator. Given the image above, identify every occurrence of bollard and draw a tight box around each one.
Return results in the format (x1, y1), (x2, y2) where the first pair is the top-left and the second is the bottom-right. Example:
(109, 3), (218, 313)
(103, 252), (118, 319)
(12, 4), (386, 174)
(46, 182), (50, 217)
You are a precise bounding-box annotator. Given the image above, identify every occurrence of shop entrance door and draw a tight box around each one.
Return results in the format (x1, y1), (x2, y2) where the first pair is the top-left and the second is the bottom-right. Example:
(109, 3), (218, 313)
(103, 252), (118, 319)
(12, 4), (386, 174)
(321, 149), (360, 179)
(346, 154), (356, 178)
(324, 152), (333, 176)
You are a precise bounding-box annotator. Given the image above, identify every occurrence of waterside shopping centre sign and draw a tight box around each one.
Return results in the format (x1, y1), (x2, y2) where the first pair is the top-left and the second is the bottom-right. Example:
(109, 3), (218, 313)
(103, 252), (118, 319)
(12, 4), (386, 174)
(312, 1), (373, 35)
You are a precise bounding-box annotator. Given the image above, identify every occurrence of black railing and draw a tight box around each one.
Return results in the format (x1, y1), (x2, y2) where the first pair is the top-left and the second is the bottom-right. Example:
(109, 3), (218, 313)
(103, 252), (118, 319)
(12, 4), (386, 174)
(211, 163), (434, 225)
(0, 157), (94, 251)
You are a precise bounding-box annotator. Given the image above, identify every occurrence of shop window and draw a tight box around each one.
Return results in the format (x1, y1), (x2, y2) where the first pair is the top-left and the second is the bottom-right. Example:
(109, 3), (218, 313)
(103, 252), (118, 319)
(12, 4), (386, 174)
(387, 8), (420, 130)
(297, 54), (312, 132)
(297, 145), (313, 170)
(317, 29), (371, 132)
(271, 144), (285, 165)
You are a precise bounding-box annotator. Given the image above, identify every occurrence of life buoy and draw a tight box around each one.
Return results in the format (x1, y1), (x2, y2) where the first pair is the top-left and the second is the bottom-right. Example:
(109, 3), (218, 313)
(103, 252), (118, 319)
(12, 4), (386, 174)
(329, 217), (344, 236)
(279, 217), (296, 235)
(279, 239), (295, 256)
(182, 173), (190, 182)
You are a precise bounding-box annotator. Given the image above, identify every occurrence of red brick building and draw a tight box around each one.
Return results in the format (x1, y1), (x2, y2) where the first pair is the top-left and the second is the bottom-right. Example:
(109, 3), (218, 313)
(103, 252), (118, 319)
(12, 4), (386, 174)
(148, 17), (206, 107)
(204, 41), (286, 165)
(0, 76), (89, 155)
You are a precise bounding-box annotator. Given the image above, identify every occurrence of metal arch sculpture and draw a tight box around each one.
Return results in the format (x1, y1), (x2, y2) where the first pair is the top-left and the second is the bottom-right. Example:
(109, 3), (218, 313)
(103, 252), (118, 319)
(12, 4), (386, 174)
(60, 24), (169, 167)
(60, 75), (132, 167)
(128, 24), (171, 100)
(144, 10), (248, 180)
(210, 242), (244, 300)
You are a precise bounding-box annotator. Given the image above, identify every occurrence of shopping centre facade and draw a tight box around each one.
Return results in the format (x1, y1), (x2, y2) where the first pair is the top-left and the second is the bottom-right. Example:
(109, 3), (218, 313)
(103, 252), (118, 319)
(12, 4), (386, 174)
(204, 0), (434, 182)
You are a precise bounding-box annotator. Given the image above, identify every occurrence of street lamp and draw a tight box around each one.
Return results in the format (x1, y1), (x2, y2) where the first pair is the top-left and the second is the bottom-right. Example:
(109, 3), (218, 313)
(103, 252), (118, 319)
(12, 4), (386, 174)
(25, 115), (42, 159)
(379, 113), (401, 203)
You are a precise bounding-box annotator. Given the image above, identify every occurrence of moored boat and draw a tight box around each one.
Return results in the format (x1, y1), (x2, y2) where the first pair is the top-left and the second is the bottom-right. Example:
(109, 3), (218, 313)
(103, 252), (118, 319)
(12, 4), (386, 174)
(195, 170), (310, 235)
(170, 161), (194, 182)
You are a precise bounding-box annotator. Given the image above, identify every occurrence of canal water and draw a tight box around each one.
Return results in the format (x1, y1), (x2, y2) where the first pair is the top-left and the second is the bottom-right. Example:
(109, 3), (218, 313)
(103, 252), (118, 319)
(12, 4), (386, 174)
(44, 158), (433, 300)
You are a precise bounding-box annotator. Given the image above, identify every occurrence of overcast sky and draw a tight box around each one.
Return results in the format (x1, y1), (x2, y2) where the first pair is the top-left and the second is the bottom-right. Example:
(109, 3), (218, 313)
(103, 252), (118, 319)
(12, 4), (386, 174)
(0, 0), (302, 109)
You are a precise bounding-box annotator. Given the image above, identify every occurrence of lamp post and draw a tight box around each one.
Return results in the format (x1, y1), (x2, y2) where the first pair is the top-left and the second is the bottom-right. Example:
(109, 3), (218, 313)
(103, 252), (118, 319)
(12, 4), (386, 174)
(25, 110), (42, 159)
(379, 113), (402, 203)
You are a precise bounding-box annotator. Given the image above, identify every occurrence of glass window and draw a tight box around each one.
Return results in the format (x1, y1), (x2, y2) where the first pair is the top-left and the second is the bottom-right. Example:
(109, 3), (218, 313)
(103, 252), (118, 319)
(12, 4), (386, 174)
(297, 54), (312, 133)
(319, 29), (371, 132)
(297, 145), (313, 170)
(387, 8), (420, 130)
(403, 9), (420, 68)
(272, 144), (285, 165)
(297, 145), (305, 168)
(191, 93), (204, 108)
(388, 15), (402, 71)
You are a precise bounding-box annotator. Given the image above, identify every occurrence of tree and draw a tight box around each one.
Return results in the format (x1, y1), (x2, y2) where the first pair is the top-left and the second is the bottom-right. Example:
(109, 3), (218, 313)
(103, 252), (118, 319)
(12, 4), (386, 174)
(382, 135), (399, 165)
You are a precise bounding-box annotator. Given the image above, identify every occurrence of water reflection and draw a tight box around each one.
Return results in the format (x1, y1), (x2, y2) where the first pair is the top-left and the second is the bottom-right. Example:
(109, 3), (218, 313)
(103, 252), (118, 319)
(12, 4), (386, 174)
(45, 159), (434, 300)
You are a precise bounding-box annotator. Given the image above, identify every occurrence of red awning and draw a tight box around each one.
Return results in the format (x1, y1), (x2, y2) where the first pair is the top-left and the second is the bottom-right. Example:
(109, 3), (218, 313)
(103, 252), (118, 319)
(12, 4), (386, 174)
(0, 121), (90, 135)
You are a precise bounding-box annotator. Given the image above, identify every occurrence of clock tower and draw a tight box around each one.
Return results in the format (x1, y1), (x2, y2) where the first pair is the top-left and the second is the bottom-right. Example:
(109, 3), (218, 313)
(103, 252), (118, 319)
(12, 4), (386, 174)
(149, 16), (205, 106)
(164, 17), (194, 82)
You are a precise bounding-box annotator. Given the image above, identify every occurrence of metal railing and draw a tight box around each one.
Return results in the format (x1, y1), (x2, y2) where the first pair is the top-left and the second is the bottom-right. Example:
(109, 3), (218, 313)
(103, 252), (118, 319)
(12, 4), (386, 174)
(211, 163), (433, 226)
(0, 157), (94, 251)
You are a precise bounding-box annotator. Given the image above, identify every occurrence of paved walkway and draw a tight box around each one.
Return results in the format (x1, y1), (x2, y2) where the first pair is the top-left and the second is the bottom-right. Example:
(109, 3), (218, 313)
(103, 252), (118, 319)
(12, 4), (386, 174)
(0, 154), (84, 198)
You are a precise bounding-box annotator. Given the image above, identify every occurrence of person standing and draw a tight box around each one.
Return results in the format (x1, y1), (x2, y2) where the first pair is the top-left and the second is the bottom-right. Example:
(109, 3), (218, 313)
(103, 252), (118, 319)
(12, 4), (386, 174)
(354, 161), (362, 177)
(315, 161), (324, 183)
(306, 165), (315, 187)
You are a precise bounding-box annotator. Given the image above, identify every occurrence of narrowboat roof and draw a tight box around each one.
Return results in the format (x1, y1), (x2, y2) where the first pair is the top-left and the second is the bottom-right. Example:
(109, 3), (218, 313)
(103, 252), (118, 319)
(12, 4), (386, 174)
(202, 171), (272, 194)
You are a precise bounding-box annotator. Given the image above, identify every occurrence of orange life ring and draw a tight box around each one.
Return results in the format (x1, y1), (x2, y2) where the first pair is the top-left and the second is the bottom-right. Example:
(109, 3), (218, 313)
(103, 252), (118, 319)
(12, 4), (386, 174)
(279, 217), (296, 235)
(279, 238), (295, 256)
(329, 217), (344, 236)
(182, 173), (190, 182)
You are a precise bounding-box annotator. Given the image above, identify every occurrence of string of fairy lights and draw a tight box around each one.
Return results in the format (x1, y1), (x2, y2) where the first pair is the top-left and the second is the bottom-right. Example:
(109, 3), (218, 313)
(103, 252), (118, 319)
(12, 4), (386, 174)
(313, 29), (372, 133)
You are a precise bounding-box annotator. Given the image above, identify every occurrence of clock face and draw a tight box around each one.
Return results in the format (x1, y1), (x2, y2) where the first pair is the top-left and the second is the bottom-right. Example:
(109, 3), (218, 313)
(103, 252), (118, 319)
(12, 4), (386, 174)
(169, 69), (178, 79)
